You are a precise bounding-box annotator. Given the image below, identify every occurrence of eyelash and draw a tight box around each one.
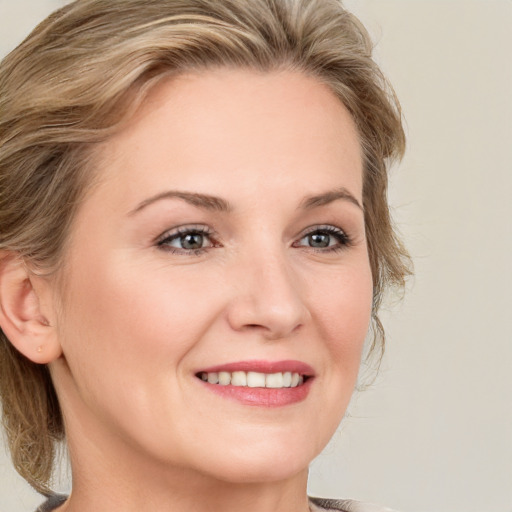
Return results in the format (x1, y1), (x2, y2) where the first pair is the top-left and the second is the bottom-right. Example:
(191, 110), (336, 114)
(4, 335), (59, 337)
(156, 225), (217, 256)
(156, 224), (351, 256)
(293, 225), (352, 253)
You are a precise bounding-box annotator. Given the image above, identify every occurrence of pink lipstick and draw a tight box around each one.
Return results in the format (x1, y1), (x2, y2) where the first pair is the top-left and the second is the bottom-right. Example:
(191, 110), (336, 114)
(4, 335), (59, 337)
(195, 360), (314, 407)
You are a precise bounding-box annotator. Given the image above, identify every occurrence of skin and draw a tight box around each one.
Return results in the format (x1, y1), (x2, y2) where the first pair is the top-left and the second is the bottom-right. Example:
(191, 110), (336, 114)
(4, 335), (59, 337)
(38, 69), (373, 511)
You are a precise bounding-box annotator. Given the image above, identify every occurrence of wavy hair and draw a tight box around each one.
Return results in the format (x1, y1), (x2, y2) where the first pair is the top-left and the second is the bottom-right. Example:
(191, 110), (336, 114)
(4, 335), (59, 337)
(0, 0), (411, 494)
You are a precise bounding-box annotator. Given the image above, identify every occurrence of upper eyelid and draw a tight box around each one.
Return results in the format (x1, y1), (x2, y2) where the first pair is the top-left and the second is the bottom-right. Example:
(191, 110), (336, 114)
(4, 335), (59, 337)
(294, 224), (352, 248)
(155, 225), (219, 255)
(298, 224), (347, 237)
(302, 224), (345, 231)
(155, 224), (214, 243)
(154, 223), (350, 247)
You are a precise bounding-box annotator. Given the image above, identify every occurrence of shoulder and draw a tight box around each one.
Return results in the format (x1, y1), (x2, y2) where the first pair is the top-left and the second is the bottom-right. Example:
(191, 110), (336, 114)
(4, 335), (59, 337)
(309, 497), (400, 512)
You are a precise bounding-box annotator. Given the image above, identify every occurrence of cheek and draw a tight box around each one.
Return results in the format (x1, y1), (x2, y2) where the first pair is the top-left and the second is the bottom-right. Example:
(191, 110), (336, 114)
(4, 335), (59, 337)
(58, 258), (224, 370)
(296, 260), (373, 450)
(54, 259), (225, 444)
(309, 261), (373, 369)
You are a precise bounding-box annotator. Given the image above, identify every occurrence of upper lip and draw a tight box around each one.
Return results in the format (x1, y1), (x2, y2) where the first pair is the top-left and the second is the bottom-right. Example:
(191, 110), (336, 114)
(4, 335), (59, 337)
(197, 360), (314, 376)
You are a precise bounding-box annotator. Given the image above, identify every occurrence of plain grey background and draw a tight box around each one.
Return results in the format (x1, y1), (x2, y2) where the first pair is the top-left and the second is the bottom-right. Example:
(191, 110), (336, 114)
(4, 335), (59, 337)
(1, 1), (511, 511)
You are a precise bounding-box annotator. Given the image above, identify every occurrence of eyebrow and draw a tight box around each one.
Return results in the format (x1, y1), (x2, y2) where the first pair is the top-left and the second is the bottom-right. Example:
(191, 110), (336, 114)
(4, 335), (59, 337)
(299, 187), (363, 211)
(129, 190), (232, 215)
(129, 186), (363, 216)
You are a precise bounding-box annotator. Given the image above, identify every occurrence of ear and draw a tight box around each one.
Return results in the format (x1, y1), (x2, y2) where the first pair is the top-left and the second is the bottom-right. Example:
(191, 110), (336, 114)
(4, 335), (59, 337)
(0, 254), (62, 364)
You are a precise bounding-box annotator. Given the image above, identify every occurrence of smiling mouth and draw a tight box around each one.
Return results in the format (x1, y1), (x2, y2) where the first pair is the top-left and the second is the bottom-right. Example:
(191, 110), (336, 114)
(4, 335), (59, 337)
(196, 371), (308, 389)
(195, 361), (314, 406)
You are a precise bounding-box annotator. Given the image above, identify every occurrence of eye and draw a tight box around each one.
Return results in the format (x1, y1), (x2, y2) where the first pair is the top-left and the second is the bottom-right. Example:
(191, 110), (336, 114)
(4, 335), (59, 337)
(156, 225), (216, 254)
(293, 225), (350, 252)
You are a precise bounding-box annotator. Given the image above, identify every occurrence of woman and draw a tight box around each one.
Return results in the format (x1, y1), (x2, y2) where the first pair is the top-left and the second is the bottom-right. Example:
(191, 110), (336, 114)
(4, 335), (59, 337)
(0, 0), (410, 511)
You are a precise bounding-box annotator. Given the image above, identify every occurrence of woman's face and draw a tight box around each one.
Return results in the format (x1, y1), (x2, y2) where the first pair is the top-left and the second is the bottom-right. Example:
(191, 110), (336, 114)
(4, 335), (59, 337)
(49, 69), (373, 484)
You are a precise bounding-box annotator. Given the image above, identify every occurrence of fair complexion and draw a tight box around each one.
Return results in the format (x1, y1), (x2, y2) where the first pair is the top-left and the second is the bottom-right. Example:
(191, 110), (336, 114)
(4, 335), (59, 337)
(40, 69), (372, 512)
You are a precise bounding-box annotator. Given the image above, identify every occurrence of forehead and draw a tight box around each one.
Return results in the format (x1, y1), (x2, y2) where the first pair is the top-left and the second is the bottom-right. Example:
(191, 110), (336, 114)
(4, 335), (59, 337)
(91, 68), (363, 210)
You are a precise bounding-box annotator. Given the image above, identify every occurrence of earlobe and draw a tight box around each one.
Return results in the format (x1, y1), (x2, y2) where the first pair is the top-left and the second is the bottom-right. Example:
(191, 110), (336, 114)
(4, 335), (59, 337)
(0, 253), (62, 364)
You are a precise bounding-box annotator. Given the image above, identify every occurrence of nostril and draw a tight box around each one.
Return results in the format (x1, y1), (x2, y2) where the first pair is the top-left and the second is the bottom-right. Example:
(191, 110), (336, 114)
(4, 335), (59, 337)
(225, 273), (309, 338)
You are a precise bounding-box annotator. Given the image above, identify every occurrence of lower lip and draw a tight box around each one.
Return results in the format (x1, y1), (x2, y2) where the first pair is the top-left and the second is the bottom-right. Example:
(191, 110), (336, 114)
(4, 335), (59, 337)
(198, 378), (313, 407)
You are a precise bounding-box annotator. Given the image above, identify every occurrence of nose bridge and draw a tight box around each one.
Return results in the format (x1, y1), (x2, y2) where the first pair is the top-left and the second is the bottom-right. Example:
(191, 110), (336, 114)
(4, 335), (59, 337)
(227, 240), (308, 339)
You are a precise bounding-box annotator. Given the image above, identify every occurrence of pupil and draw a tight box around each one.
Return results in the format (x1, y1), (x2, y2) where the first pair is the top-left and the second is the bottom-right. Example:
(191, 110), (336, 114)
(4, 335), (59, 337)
(182, 233), (203, 250)
(309, 233), (330, 248)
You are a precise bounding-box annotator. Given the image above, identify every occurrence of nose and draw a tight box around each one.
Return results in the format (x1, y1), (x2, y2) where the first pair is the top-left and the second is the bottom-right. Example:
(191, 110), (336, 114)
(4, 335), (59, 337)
(226, 251), (310, 340)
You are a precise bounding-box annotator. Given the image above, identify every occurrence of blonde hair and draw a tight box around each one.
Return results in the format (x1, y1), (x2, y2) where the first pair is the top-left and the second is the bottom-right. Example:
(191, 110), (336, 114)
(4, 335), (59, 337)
(0, 0), (410, 495)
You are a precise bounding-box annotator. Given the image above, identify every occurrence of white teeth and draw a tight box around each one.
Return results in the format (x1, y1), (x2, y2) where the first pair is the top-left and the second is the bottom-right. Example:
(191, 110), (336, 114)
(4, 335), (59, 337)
(218, 371), (231, 386)
(265, 372), (284, 388)
(247, 371), (266, 388)
(200, 370), (305, 389)
(207, 372), (219, 384)
(219, 372), (231, 386)
(231, 371), (247, 386)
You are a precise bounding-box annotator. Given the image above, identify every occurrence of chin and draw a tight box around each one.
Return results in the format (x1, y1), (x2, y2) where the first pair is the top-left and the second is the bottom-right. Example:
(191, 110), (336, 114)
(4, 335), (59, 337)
(183, 429), (323, 485)
(200, 453), (310, 485)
